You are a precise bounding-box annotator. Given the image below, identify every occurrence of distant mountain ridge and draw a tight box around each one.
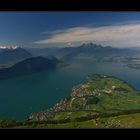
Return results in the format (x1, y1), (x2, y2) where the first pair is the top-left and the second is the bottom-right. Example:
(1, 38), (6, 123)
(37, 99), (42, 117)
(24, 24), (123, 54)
(26, 43), (139, 60)
(59, 43), (139, 60)
(0, 47), (31, 64)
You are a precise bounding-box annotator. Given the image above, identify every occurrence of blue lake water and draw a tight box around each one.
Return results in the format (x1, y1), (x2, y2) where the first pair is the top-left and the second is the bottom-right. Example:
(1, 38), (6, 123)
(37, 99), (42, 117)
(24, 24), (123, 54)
(0, 59), (140, 120)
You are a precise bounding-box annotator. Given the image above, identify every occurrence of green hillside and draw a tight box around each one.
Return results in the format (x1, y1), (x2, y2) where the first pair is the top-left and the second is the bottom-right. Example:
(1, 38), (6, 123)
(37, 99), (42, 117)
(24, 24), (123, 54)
(1, 74), (140, 128)
(24, 74), (140, 128)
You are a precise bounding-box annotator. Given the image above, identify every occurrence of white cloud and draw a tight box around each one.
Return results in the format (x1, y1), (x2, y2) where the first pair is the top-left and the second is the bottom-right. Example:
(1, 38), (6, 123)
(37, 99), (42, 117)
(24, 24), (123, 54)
(34, 23), (140, 48)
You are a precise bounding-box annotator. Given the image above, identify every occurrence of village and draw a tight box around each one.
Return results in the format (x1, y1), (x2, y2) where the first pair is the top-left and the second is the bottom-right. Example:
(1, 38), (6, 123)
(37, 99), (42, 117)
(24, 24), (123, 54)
(70, 83), (113, 98)
(27, 75), (130, 122)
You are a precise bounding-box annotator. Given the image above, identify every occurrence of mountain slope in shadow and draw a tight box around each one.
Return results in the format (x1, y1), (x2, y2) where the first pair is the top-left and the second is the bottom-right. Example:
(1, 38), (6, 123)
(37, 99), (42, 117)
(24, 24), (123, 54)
(0, 56), (60, 80)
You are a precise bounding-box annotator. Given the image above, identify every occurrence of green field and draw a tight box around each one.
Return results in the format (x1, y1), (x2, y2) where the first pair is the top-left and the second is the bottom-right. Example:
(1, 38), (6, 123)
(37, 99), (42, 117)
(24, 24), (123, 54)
(1, 112), (140, 128)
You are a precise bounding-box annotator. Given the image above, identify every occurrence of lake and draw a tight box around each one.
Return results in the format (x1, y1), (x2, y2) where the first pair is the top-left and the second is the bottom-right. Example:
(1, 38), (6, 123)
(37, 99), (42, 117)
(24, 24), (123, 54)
(0, 59), (140, 120)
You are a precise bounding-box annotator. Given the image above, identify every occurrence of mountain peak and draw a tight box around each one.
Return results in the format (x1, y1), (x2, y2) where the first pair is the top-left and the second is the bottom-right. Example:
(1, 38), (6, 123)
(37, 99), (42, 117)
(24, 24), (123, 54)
(0, 45), (22, 50)
(79, 43), (105, 49)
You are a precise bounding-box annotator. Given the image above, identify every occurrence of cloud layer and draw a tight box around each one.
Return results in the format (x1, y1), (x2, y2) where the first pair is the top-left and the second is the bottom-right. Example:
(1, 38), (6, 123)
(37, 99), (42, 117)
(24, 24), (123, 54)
(34, 23), (140, 48)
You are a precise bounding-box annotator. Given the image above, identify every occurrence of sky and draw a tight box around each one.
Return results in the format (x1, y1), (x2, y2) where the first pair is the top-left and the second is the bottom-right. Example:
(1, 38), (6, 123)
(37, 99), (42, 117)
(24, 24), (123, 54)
(1, 12), (140, 48)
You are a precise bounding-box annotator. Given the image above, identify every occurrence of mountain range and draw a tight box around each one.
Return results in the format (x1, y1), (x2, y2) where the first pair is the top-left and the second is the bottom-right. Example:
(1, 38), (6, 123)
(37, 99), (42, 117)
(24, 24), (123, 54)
(0, 43), (139, 79)
(25, 43), (140, 60)
(1, 43), (139, 63)
(0, 47), (31, 64)
(59, 43), (140, 60)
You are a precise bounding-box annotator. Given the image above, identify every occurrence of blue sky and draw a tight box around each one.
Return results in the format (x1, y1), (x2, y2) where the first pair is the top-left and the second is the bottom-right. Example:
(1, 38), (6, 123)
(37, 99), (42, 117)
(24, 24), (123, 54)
(1, 12), (140, 48)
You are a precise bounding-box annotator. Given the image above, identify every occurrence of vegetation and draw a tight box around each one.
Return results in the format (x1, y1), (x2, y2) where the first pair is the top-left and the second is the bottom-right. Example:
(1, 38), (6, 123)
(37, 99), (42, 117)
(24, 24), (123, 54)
(2, 112), (140, 128)
(1, 74), (140, 128)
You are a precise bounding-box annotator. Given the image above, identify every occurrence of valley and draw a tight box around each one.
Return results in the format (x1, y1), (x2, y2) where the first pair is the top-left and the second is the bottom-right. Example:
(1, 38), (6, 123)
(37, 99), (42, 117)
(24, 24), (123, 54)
(0, 43), (140, 128)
